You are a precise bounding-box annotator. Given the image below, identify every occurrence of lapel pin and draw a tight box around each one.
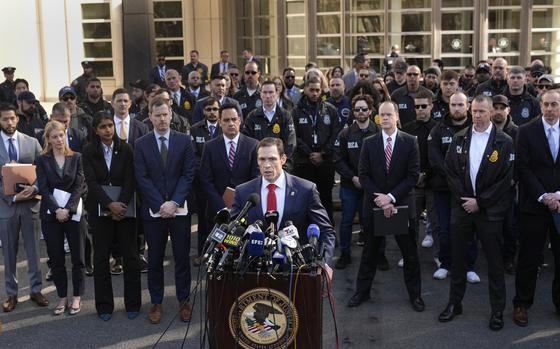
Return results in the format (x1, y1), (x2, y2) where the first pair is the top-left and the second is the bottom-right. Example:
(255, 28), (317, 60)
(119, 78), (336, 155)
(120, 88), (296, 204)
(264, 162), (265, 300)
(290, 191), (295, 196)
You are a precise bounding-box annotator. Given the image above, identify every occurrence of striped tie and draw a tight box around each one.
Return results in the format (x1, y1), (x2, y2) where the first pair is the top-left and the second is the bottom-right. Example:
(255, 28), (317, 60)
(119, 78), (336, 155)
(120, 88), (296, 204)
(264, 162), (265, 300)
(228, 140), (235, 169)
(385, 137), (392, 172)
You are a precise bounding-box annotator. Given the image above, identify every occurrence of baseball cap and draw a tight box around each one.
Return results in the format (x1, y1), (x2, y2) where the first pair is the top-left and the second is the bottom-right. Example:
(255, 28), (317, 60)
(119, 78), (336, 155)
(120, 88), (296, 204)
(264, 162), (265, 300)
(17, 91), (37, 103)
(492, 94), (509, 108)
(58, 86), (77, 98)
(476, 63), (491, 74)
(129, 79), (149, 90)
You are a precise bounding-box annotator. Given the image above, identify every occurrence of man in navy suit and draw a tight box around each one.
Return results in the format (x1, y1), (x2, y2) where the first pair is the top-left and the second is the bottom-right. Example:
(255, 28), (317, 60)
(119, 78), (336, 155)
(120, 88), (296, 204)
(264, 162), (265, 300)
(231, 137), (335, 263)
(148, 54), (167, 87)
(134, 97), (195, 324)
(513, 89), (560, 327)
(348, 101), (424, 312)
(200, 103), (259, 254)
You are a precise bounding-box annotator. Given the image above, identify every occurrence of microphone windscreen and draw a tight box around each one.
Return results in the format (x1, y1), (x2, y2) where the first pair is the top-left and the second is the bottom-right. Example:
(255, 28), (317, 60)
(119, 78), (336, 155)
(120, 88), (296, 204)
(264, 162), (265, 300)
(307, 224), (320, 239)
(248, 230), (265, 257)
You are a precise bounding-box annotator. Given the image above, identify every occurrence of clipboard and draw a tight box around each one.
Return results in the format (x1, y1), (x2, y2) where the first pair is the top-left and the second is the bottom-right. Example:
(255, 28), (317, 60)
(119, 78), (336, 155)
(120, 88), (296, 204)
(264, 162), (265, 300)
(2, 163), (37, 195)
(222, 186), (235, 209)
(373, 205), (410, 236)
(98, 185), (136, 218)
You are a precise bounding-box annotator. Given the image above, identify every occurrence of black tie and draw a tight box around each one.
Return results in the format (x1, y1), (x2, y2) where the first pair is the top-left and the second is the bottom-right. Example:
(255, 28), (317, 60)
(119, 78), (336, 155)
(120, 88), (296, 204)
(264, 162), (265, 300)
(159, 136), (168, 168)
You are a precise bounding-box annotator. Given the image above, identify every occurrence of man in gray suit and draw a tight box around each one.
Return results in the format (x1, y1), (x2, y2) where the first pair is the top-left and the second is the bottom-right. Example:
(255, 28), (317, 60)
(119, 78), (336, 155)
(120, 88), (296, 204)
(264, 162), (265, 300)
(342, 53), (375, 94)
(0, 104), (48, 312)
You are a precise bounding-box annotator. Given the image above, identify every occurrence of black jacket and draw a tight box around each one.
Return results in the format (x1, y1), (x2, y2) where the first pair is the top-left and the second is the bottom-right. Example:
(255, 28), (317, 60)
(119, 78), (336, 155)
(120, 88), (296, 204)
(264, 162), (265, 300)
(333, 121), (379, 188)
(431, 94), (449, 122)
(291, 96), (340, 165)
(402, 118), (438, 186)
(475, 78), (507, 97)
(189, 119), (222, 171)
(444, 124), (514, 220)
(234, 86), (262, 120)
(428, 113), (472, 191)
(79, 98), (113, 117)
(504, 87), (541, 126)
(391, 85), (432, 126)
(82, 138), (135, 217)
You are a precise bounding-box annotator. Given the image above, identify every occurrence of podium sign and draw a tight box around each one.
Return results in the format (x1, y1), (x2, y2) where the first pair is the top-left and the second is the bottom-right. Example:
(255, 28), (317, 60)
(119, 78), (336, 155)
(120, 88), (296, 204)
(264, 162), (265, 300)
(207, 269), (323, 349)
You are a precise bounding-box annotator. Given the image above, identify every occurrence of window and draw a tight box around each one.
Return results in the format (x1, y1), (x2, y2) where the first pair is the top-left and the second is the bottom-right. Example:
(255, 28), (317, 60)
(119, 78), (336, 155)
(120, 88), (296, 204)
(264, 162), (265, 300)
(531, 0), (560, 72)
(317, 0), (342, 69)
(487, 1), (522, 62)
(285, 0), (306, 77)
(81, 2), (113, 77)
(153, 0), (184, 72)
(440, 1), (475, 70)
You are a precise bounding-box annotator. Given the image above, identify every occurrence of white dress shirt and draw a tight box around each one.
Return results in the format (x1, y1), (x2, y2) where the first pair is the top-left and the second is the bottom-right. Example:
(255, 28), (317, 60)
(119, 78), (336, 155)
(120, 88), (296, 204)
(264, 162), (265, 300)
(261, 170), (287, 224)
(155, 129), (171, 152)
(102, 142), (113, 171)
(469, 123), (493, 195)
(1, 130), (19, 161)
(223, 133), (240, 157)
(189, 87), (201, 99)
(114, 115), (130, 143)
(263, 105), (276, 123)
(381, 129), (398, 203)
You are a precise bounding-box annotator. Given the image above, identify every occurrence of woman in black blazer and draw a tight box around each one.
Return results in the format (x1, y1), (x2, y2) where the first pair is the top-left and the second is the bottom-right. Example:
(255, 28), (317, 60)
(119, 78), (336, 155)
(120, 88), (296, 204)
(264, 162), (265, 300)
(36, 120), (86, 316)
(82, 111), (140, 321)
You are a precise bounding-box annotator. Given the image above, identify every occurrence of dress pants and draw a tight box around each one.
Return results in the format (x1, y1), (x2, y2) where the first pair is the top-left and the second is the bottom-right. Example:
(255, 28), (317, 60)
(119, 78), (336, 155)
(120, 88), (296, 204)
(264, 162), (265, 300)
(449, 208), (505, 312)
(295, 163), (335, 224)
(42, 220), (85, 298)
(91, 216), (141, 314)
(0, 204), (42, 296)
(502, 186), (519, 263)
(513, 211), (560, 309)
(355, 221), (421, 299)
(144, 215), (192, 304)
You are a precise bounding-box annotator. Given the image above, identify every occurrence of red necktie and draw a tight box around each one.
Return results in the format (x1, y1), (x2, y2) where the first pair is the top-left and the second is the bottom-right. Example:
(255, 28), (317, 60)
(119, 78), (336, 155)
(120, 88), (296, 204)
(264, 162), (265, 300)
(266, 183), (277, 212)
(385, 136), (392, 172)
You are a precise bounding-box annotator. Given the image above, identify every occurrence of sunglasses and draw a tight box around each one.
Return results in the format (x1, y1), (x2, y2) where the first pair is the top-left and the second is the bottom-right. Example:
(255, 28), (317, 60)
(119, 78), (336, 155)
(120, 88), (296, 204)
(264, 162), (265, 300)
(538, 84), (552, 90)
(230, 73), (239, 76)
(353, 107), (369, 112)
(415, 104), (430, 109)
(531, 72), (544, 78)
(407, 73), (419, 77)
(245, 71), (258, 75)
(464, 74), (474, 78)
(158, 58), (166, 61)
(61, 95), (76, 101)
(284, 75), (295, 79)
(204, 107), (220, 112)
(359, 74), (370, 78)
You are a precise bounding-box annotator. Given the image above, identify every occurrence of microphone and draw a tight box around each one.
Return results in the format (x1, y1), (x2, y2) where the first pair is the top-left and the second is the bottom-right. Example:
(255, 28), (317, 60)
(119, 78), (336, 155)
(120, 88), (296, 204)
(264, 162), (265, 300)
(202, 224), (228, 261)
(216, 226), (245, 272)
(280, 221), (305, 265)
(278, 235), (293, 265)
(264, 210), (279, 236)
(247, 228), (265, 257)
(272, 250), (287, 272)
(228, 193), (259, 231)
(306, 224), (320, 262)
(202, 208), (230, 252)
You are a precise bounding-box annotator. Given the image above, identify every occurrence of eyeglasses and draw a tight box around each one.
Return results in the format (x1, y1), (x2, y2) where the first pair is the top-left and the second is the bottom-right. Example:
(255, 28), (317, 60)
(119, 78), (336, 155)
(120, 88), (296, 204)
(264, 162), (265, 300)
(204, 107), (220, 112)
(538, 84), (552, 90)
(415, 104), (430, 109)
(359, 74), (370, 78)
(407, 73), (419, 77)
(61, 95), (76, 101)
(353, 107), (369, 112)
(464, 74), (474, 78)
(245, 71), (258, 75)
(230, 73), (239, 77)
(284, 75), (295, 79)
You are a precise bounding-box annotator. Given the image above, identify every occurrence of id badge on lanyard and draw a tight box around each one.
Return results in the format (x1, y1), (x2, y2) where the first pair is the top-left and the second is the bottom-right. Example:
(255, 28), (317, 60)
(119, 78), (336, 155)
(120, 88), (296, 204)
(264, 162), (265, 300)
(310, 113), (318, 145)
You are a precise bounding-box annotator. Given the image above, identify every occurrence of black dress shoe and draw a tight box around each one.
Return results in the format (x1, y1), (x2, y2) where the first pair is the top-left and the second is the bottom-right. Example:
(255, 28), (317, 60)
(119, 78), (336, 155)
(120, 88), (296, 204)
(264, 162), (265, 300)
(377, 255), (389, 271)
(348, 292), (370, 308)
(438, 303), (463, 322)
(489, 311), (504, 331)
(410, 297), (425, 312)
(335, 253), (352, 270)
(85, 265), (94, 277)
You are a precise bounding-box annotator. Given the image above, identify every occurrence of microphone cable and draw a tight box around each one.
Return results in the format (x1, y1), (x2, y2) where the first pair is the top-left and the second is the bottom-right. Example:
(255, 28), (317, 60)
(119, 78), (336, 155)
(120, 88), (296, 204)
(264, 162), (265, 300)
(320, 263), (340, 349)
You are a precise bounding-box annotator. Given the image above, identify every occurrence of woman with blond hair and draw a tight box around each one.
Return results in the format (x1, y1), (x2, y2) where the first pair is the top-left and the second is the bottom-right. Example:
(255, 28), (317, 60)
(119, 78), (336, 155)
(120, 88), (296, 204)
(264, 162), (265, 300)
(36, 120), (86, 316)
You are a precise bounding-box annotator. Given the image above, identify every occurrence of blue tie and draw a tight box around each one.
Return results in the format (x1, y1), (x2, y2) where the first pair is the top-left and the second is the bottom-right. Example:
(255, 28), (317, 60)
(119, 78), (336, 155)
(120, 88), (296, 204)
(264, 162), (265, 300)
(8, 138), (17, 162)
(548, 127), (558, 161)
(209, 125), (216, 138)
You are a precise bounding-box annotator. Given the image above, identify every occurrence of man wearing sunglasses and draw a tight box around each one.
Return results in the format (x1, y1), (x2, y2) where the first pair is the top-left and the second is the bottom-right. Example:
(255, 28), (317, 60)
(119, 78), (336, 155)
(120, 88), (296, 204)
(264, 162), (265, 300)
(283, 67), (301, 105)
(459, 65), (477, 99)
(536, 75), (554, 100)
(391, 65), (432, 126)
(475, 58), (508, 98)
(58, 86), (93, 141)
(504, 66), (541, 126)
(234, 62), (262, 120)
(149, 54), (167, 88)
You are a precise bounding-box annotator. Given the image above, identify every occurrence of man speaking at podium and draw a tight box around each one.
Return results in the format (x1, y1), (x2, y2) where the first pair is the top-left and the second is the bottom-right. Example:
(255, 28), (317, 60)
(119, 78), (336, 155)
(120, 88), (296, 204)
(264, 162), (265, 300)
(231, 137), (335, 263)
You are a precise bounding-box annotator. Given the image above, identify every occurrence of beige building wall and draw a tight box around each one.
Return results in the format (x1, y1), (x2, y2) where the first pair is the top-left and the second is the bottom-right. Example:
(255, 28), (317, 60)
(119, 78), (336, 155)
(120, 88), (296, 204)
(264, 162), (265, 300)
(183, 0), (224, 67)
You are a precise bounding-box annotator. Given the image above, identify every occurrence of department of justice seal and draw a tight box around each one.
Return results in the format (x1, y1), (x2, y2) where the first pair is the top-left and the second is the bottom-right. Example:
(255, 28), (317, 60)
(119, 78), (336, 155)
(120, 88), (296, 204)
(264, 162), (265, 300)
(229, 288), (299, 349)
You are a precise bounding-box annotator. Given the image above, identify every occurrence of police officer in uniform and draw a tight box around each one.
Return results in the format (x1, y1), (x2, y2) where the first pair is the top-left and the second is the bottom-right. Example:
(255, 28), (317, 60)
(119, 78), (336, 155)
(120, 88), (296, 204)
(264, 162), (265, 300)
(292, 76), (340, 224)
(0, 67), (16, 103)
(234, 61), (262, 120)
(333, 94), (379, 269)
(72, 61), (95, 103)
(243, 80), (296, 168)
(438, 95), (514, 331)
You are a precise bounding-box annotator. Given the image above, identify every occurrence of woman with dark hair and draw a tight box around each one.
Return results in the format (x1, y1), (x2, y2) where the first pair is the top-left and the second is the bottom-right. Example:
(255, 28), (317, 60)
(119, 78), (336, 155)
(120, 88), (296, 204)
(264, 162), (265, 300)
(82, 111), (140, 321)
(372, 78), (392, 102)
(327, 65), (344, 80)
(36, 120), (86, 316)
(272, 75), (294, 111)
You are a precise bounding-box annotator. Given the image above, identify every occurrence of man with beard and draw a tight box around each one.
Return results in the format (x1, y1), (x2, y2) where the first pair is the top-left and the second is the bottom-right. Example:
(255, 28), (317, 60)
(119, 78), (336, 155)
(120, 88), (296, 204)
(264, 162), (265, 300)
(475, 58), (508, 97)
(333, 95), (379, 269)
(459, 65), (477, 100)
(292, 76), (339, 224)
(234, 61), (262, 120)
(79, 77), (113, 117)
(326, 78), (351, 127)
(283, 67), (301, 105)
(129, 79), (148, 114)
(71, 61), (95, 103)
(428, 92), (480, 283)
(58, 86), (93, 140)
(391, 65), (431, 126)
(432, 70), (460, 121)
(187, 71), (210, 101)
(504, 66), (541, 126)
(15, 91), (48, 140)
(422, 66), (441, 95)
(475, 62), (492, 86)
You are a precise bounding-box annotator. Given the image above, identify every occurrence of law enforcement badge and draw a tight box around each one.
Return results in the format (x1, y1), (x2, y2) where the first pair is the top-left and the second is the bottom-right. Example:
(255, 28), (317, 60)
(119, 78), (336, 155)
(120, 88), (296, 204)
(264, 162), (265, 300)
(489, 150), (499, 163)
(521, 107), (529, 119)
(229, 288), (298, 349)
(256, 99), (262, 108)
(374, 114), (381, 125)
(183, 101), (191, 110)
(322, 95), (327, 101)
(323, 115), (331, 125)
(272, 123), (281, 134)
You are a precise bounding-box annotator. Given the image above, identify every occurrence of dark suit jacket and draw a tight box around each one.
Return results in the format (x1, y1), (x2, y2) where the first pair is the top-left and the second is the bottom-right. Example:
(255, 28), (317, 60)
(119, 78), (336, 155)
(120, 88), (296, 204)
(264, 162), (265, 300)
(125, 118), (149, 148)
(149, 65), (166, 87)
(82, 138), (135, 217)
(171, 87), (197, 123)
(358, 130), (420, 228)
(210, 61), (231, 80)
(231, 173), (336, 262)
(199, 134), (259, 216)
(37, 127), (87, 153)
(192, 95), (242, 124)
(36, 152), (86, 221)
(517, 116), (560, 215)
(134, 130), (195, 220)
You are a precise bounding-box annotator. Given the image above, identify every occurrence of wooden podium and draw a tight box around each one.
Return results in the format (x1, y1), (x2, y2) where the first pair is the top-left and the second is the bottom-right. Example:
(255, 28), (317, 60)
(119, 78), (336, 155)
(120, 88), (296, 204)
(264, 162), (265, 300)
(207, 268), (323, 349)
